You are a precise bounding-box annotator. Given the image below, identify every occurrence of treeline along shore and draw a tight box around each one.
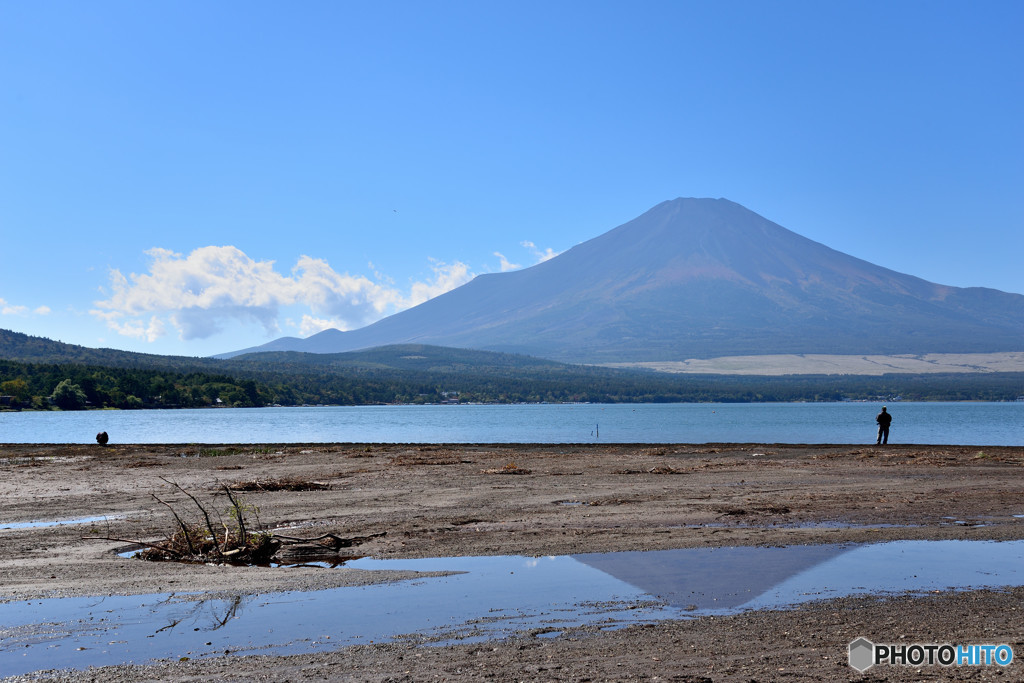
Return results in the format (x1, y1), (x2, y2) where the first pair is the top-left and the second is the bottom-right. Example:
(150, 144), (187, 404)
(2, 329), (1023, 410)
(3, 356), (1024, 411)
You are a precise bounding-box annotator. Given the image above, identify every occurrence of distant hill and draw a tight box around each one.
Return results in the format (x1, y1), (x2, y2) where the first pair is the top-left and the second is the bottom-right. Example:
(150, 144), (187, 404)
(222, 198), (1024, 363)
(0, 328), (219, 370)
(0, 329), (571, 377)
(235, 344), (571, 374)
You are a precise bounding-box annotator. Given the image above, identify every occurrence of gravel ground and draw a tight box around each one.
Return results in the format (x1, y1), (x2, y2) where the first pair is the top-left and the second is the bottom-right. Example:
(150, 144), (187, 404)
(1, 442), (1022, 681)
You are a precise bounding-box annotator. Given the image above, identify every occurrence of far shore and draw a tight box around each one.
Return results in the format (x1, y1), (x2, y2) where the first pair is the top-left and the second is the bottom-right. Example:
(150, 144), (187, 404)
(602, 350), (1024, 375)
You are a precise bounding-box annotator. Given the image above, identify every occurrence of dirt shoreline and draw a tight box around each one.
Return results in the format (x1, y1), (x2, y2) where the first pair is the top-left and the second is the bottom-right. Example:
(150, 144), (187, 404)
(2, 442), (1023, 681)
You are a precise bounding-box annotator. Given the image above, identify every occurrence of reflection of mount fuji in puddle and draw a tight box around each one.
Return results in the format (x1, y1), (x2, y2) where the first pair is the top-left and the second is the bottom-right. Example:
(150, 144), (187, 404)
(573, 545), (849, 610)
(574, 540), (1024, 613)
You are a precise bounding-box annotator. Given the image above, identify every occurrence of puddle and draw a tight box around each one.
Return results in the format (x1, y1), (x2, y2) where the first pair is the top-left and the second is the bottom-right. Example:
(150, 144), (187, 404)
(679, 521), (916, 529)
(765, 524), (917, 528)
(3, 540), (1024, 676)
(940, 516), (993, 528)
(0, 515), (124, 531)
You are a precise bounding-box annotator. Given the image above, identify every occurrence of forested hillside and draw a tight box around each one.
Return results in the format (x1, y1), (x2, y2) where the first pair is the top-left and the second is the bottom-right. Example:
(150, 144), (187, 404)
(0, 328), (223, 370)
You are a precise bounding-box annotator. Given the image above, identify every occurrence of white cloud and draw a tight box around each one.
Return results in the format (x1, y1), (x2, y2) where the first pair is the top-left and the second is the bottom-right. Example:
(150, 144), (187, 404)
(292, 255), (403, 321)
(493, 250), (520, 272)
(1, 297), (50, 316)
(489, 243), (560, 274)
(298, 314), (346, 336)
(92, 246), (292, 340)
(1, 299), (28, 315)
(91, 246), (478, 343)
(521, 241), (559, 263)
(494, 252), (521, 272)
(103, 315), (166, 342)
(408, 259), (474, 307)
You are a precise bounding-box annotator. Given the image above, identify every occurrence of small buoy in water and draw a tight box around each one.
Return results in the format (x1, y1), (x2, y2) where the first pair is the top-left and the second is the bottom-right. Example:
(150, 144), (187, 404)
(96, 431), (109, 446)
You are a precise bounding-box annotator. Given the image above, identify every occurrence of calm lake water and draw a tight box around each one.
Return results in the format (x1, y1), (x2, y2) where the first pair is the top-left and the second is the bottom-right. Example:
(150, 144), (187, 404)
(1, 402), (1021, 445)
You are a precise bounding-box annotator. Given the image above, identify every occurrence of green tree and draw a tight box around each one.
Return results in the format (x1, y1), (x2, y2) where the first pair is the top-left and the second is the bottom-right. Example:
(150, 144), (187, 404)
(1, 378), (31, 403)
(50, 379), (88, 410)
(160, 386), (183, 406)
(225, 388), (248, 406)
(240, 379), (262, 406)
(77, 375), (109, 407)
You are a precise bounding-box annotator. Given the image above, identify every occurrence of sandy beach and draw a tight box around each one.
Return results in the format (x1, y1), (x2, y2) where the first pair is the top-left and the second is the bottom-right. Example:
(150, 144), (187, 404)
(2, 442), (1023, 681)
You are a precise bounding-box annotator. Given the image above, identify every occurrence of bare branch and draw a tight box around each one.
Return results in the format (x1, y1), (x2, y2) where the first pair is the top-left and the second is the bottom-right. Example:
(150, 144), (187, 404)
(82, 536), (182, 558)
(159, 477), (222, 557)
(152, 493), (197, 556)
(221, 485), (247, 545)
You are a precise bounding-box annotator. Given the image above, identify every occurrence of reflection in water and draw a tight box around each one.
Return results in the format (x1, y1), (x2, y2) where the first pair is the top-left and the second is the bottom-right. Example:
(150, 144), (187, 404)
(152, 594), (253, 635)
(2, 540), (1023, 677)
(0, 515), (124, 531)
(573, 545), (849, 609)
(573, 541), (1024, 611)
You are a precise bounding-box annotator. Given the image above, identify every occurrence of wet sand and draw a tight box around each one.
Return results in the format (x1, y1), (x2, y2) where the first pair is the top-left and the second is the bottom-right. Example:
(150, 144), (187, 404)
(1, 442), (1023, 681)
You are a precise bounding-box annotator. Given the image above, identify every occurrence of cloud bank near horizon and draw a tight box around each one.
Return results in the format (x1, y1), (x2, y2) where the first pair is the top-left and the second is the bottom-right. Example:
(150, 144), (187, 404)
(91, 242), (555, 343)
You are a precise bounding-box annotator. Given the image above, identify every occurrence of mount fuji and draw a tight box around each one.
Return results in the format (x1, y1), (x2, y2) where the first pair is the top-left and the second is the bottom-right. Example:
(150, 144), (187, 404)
(221, 198), (1024, 363)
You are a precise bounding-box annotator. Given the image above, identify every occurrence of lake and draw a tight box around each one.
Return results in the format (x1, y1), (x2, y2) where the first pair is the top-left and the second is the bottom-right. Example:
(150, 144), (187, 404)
(1, 402), (1021, 445)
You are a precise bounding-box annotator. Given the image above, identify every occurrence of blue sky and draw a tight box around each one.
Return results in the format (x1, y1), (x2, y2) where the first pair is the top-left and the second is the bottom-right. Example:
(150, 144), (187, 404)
(2, 1), (1021, 358)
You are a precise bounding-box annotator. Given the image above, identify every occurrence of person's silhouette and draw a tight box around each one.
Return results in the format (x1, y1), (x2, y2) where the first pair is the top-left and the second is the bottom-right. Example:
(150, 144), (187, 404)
(875, 407), (892, 445)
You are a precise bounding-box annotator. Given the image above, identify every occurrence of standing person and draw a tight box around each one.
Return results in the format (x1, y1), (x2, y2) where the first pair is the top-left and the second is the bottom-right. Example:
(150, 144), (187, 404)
(876, 406), (892, 445)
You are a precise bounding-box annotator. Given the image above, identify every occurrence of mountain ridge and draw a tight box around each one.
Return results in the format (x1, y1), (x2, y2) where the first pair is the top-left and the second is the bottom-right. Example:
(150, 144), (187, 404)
(221, 198), (1024, 362)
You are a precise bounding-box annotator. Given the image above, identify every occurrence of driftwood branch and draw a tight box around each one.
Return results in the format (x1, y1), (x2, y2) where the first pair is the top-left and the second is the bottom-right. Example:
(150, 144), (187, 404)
(160, 477), (222, 557)
(221, 485), (248, 545)
(152, 493), (197, 556)
(88, 480), (382, 566)
(272, 531), (386, 547)
(82, 535), (182, 558)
